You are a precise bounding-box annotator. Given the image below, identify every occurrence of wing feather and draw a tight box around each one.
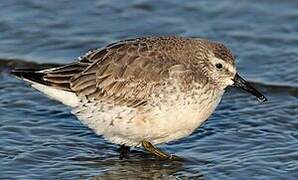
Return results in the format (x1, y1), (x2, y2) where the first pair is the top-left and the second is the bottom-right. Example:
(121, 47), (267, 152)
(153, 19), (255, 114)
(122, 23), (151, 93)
(73, 40), (186, 106)
(40, 37), (199, 107)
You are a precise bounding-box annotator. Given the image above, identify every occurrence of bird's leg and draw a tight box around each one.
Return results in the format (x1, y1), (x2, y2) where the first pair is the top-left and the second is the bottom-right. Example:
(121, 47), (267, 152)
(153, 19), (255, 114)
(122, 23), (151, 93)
(141, 140), (179, 160)
(119, 144), (130, 159)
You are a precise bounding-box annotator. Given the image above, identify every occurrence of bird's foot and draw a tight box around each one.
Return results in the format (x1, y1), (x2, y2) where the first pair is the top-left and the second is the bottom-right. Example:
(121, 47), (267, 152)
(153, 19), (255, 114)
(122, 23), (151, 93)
(118, 144), (130, 159)
(141, 140), (181, 161)
(167, 154), (181, 161)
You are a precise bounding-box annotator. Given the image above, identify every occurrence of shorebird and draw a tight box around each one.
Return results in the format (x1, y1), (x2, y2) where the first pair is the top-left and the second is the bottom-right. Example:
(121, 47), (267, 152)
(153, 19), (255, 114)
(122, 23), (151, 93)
(12, 36), (267, 160)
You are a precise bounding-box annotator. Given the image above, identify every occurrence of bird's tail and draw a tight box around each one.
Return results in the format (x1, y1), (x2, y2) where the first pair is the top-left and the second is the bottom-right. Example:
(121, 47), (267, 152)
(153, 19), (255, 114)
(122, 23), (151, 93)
(10, 64), (88, 107)
(11, 69), (51, 86)
(11, 62), (88, 91)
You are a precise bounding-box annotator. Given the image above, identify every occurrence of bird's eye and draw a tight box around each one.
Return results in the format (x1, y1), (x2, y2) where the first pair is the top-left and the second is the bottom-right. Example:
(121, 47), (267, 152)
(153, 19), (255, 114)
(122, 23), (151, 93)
(215, 63), (223, 69)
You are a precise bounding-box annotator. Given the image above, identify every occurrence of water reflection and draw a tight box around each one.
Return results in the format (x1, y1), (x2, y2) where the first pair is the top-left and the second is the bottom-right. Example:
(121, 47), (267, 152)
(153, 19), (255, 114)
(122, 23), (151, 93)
(72, 151), (204, 179)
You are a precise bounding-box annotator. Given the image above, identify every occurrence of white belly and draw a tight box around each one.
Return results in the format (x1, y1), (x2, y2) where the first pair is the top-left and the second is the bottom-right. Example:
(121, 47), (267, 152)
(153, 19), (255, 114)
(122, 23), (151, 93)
(72, 86), (224, 147)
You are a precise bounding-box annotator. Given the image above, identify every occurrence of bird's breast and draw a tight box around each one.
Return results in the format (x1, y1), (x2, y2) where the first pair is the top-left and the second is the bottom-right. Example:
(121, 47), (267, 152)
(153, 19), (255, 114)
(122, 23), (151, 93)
(142, 83), (224, 143)
(72, 82), (224, 146)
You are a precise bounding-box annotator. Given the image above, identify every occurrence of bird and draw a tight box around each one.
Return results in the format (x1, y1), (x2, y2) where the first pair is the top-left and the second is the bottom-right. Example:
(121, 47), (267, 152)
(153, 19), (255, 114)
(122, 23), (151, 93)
(12, 36), (267, 160)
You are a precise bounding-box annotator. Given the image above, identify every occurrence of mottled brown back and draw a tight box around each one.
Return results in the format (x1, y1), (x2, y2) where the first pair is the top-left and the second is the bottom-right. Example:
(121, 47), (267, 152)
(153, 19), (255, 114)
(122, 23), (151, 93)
(41, 36), (232, 107)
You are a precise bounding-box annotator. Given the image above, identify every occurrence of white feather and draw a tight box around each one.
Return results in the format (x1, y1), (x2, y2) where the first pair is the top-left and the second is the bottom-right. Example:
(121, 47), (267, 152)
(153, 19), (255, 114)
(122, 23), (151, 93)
(31, 82), (79, 107)
(72, 82), (224, 147)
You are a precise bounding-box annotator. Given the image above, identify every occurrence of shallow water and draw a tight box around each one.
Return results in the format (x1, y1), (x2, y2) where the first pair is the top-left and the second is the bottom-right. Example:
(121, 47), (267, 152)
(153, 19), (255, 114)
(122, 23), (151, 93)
(0, 0), (297, 179)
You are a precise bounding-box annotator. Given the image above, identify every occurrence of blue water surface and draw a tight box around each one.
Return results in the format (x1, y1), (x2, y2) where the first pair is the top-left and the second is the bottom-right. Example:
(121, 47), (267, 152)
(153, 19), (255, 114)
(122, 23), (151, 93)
(0, 0), (297, 179)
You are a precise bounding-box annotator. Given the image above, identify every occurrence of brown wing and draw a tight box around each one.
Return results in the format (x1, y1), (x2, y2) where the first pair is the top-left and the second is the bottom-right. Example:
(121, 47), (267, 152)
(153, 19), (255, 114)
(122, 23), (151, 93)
(44, 37), (189, 107)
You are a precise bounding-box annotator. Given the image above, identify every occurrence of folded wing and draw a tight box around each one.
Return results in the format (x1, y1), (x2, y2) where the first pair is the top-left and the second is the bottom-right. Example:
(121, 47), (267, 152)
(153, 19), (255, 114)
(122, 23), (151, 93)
(43, 38), (182, 107)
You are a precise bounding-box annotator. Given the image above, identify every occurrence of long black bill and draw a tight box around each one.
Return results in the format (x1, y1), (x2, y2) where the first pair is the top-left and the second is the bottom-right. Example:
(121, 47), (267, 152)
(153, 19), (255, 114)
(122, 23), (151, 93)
(233, 73), (267, 102)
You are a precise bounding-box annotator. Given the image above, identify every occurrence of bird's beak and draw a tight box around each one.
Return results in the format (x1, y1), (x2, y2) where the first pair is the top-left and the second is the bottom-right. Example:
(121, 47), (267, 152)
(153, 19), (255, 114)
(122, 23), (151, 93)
(232, 73), (267, 102)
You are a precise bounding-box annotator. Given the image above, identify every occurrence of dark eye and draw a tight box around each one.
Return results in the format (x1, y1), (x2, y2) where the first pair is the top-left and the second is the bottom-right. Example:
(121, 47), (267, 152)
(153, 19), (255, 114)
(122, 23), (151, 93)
(215, 63), (223, 69)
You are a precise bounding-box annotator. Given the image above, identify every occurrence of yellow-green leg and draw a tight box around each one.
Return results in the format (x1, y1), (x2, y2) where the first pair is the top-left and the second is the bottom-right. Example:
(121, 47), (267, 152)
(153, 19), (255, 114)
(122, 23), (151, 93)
(141, 140), (179, 160)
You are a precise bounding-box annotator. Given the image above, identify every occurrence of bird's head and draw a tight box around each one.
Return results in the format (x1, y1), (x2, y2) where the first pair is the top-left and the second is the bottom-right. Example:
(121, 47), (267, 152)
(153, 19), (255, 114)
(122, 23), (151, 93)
(195, 39), (267, 102)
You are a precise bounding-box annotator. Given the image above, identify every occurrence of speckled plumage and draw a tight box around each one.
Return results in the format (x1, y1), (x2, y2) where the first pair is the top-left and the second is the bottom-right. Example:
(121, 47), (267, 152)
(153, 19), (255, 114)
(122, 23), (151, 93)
(42, 36), (234, 105)
(14, 36), (238, 147)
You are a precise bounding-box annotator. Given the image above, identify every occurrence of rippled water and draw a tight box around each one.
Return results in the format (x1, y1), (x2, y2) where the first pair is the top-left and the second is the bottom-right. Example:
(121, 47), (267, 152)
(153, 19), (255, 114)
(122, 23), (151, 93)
(0, 0), (297, 179)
